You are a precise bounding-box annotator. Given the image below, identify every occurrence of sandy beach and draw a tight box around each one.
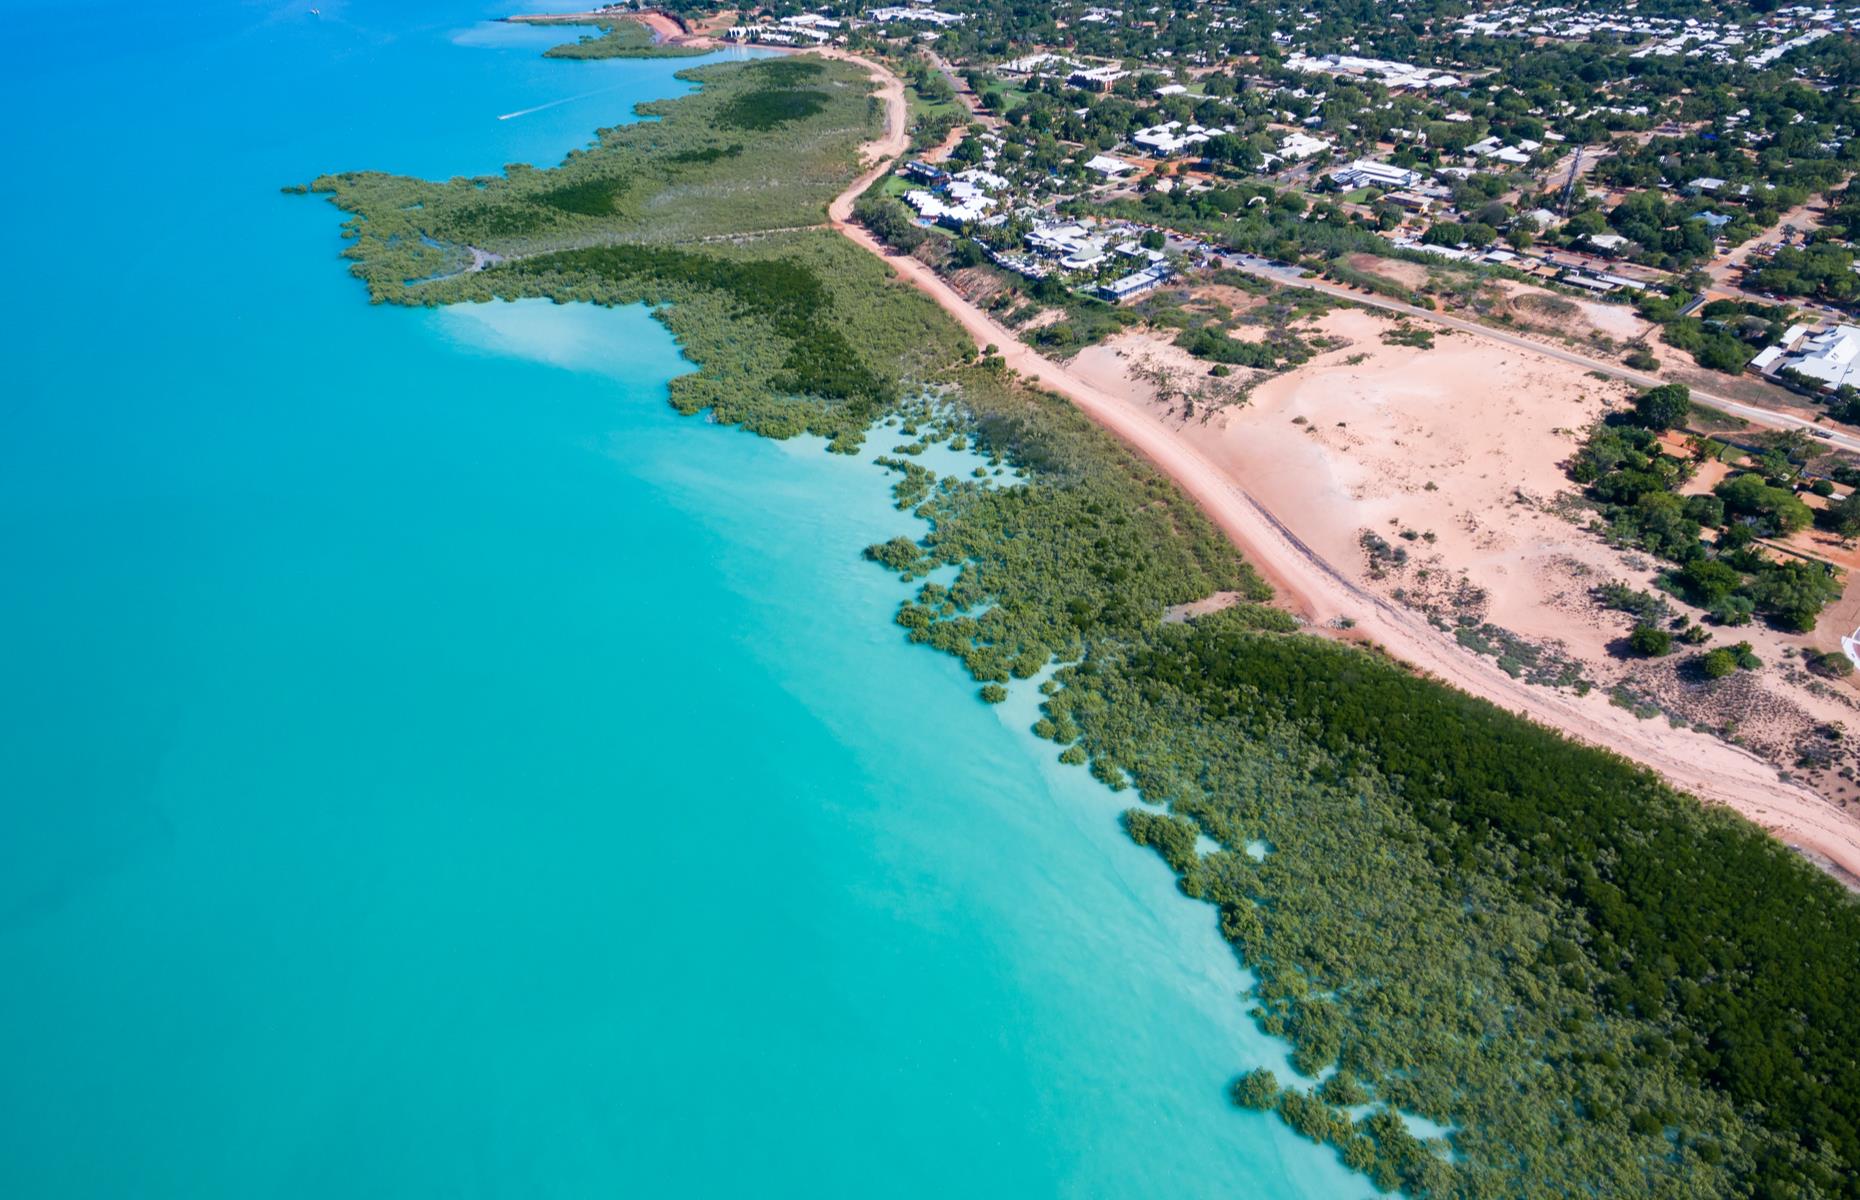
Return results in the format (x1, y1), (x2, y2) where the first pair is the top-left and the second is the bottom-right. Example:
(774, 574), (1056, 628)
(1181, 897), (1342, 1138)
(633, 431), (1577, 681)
(507, 8), (715, 47)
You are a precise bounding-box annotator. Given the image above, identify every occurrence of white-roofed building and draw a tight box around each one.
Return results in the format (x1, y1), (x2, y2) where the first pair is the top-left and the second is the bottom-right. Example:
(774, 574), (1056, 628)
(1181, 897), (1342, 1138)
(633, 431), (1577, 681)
(903, 181), (993, 225)
(867, 7), (967, 27)
(1132, 121), (1232, 157)
(1331, 159), (1423, 189)
(1765, 325), (1860, 391)
(1026, 221), (1108, 269)
(1276, 131), (1332, 161)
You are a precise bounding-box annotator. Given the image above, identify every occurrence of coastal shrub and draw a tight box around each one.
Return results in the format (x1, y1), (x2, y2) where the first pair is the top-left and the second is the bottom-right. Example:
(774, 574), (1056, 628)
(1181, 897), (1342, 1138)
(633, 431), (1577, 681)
(1317, 1072), (1370, 1107)
(1716, 473), (1812, 535)
(1820, 489), (1860, 539)
(1628, 624), (1673, 656)
(1572, 424), (1843, 634)
(1174, 326), (1276, 367)
(1380, 324), (1435, 349)
(1631, 382), (1691, 431)
(1232, 1068), (1279, 1110)
(1124, 809), (1201, 873)
(505, 243), (896, 437)
(745, 57), (825, 86)
(1749, 560), (1842, 631)
(1066, 621), (1860, 1193)
(1809, 651), (1856, 677)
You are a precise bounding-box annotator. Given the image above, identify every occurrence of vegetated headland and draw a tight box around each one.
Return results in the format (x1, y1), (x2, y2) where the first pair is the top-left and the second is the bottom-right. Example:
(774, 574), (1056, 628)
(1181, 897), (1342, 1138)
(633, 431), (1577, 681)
(505, 7), (710, 60)
(301, 37), (1860, 1200)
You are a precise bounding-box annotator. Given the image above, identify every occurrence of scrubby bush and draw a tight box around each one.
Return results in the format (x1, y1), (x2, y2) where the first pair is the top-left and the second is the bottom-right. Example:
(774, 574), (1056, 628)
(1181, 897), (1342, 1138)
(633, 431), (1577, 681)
(1232, 1068), (1280, 1110)
(1629, 624), (1673, 656)
(1809, 651), (1856, 678)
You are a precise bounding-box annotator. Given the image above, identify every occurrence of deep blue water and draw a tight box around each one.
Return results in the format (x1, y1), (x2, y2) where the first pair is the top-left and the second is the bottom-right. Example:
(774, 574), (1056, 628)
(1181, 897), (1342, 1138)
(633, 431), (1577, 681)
(0, 2), (1370, 1195)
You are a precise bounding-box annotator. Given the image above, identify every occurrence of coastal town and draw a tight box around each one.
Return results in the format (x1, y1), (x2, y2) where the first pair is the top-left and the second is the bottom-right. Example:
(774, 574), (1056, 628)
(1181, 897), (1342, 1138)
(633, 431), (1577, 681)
(20, 5), (1860, 1200)
(528, 0), (1860, 859)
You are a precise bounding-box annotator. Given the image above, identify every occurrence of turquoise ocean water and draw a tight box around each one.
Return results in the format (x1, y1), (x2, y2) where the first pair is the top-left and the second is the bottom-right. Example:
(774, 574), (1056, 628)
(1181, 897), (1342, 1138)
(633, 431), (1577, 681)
(0, 2), (1368, 1195)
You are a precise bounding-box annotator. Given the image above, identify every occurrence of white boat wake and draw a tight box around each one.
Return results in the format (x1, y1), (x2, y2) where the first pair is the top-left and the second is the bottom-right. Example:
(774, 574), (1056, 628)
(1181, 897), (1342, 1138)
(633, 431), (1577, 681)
(498, 84), (627, 121)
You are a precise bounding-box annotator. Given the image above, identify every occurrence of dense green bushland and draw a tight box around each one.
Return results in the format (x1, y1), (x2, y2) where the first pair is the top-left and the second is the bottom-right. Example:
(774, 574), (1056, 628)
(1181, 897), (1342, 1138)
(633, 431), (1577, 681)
(1042, 618), (1860, 1198)
(715, 86), (831, 130)
(501, 239), (912, 444)
(1569, 415), (1842, 631)
(308, 50), (1860, 1200)
(306, 56), (873, 291)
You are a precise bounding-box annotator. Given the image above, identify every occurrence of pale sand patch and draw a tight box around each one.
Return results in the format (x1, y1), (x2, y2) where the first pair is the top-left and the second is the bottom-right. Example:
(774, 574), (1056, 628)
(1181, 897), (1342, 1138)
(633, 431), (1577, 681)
(1345, 253), (1429, 289)
(1071, 328), (1230, 404)
(1496, 279), (1652, 343)
(1223, 309), (1627, 638)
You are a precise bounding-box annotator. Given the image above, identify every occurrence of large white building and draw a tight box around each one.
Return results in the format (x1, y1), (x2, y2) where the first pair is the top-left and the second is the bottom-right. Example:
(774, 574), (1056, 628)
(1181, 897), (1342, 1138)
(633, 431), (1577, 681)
(1286, 52), (1461, 90)
(1084, 154), (1135, 177)
(1331, 159), (1423, 189)
(866, 6), (966, 27)
(1753, 324), (1860, 391)
(902, 179), (994, 224)
(1276, 131), (1332, 161)
(1026, 222), (1109, 270)
(1131, 120), (1232, 156)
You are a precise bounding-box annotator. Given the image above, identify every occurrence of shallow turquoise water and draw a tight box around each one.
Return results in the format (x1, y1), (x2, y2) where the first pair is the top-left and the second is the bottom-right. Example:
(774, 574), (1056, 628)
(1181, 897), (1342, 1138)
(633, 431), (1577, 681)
(0, 2), (1369, 1195)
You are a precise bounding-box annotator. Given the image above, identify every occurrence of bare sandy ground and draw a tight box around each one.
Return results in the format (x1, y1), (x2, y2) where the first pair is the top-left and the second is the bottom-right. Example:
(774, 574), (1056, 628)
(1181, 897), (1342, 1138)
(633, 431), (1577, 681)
(1072, 330), (1222, 404)
(1494, 280), (1652, 343)
(821, 54), (1860, 881)
(1344, 253), (1429, 289)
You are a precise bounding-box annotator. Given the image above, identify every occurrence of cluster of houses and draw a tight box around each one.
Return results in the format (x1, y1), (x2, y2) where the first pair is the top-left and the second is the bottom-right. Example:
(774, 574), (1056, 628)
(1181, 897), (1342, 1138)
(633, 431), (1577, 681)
(726, 13), (841, 45)
(834, 0), (1854, 328)
(1458, 1), (1856, 69)
(1284, 52), (1464, 92)
(726, 5), (965, 45)
(867, 6), (967, 27)
(895, 148), (1180, 302)
(900, 160), (1007, 224)
(1017, 223), (1176, 299)
(1467, 135), (1547, 167)
(1132, 120), (1237, 156)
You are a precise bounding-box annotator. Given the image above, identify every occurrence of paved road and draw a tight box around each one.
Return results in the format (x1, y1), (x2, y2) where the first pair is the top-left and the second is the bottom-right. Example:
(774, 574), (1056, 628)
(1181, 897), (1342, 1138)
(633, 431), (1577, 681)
(1231, 262), (1860, 454)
